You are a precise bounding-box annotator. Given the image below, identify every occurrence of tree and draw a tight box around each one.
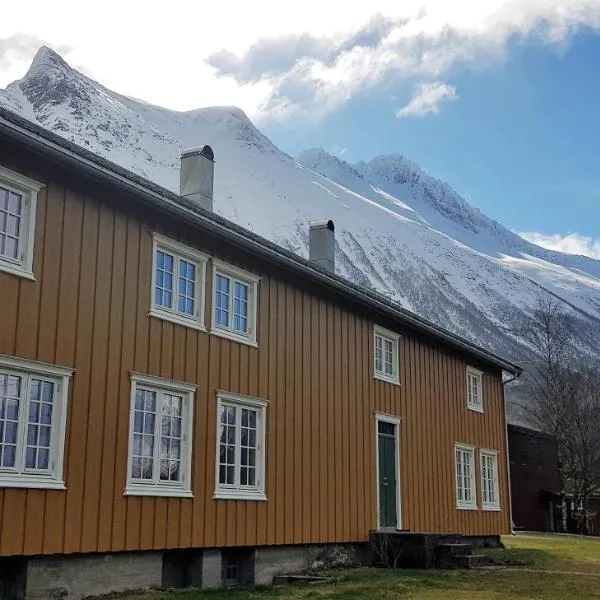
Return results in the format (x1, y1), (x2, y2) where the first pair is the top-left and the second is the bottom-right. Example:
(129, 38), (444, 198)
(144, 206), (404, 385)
(517, 298), (600, 533)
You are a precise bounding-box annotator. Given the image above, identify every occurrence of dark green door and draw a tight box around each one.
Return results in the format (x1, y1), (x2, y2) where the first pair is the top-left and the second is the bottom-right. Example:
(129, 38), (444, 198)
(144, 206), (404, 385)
(378, 421), (398, 528)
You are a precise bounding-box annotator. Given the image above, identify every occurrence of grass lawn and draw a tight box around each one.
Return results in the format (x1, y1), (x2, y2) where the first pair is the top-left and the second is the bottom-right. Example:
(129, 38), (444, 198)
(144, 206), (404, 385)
(499, 532), (600, 573)
(120, 533), (600, 600)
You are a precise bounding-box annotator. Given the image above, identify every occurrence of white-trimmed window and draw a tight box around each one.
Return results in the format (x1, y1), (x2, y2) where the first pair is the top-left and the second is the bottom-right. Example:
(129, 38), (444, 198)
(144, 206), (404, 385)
(211, 259), (259, 347)
(0, 355), (73, 489)
(214, 391), (267, 501)
(466, 367), (483, 412)
(480, 450), (500, 511)
(125, 373), (195, 498)
(150, 233), (208, 330)
(0, 166), (43, 280)
(373, 325), (400, 384)
(455, 443), (477, 510)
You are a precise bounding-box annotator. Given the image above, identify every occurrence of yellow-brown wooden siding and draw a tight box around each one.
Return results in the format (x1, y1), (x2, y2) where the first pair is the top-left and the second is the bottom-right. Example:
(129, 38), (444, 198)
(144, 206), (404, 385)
(0, 150), (510, 557)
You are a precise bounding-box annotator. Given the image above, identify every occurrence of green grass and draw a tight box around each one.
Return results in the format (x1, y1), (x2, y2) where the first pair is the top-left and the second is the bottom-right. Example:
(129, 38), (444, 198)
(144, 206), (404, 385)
(500, 532), (600, 572)
(119, 533), (600, 600)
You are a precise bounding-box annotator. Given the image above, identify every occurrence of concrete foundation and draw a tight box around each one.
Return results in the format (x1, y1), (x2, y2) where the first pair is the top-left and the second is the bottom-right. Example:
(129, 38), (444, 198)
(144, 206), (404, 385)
(255, 543), (366, 585)
(2, 542), (367, 599)
(25, 552), (162, 600)
(200, 549), (222, 589)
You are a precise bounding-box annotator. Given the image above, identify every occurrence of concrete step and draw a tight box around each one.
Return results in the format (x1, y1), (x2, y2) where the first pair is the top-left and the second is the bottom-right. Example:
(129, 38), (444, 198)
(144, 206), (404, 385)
(453, 554), (491, 569)
(434, 543), (476, 569)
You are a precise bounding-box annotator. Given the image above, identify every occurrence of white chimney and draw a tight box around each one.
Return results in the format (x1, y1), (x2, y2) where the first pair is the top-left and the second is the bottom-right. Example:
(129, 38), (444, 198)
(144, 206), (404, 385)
(180, 145), (215, 212)
(309, 220), (335, 273)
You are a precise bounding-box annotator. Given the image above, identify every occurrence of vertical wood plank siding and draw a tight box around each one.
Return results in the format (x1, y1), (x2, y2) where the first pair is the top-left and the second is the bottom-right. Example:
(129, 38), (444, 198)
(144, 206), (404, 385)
(0, 157), (510, 557)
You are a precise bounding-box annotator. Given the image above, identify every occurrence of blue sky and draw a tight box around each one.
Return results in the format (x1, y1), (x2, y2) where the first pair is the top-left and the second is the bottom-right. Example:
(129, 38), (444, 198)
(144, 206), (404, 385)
(263, 31), (600, 252)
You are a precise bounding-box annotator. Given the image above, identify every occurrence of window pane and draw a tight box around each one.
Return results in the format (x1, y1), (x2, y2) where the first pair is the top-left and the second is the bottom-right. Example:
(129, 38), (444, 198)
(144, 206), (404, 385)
(159, 394), (183, 482)
(218, 404), (237, 484)
(215, 274), (230, 327)
(375, 336), (383, 373)
(378, 421), (395, 436)
(131, 388), (156, 480)
(0, 188), (22, 261)
(155, 250), (174, 309)
(384, 339), (394, 375)
(177, 259), (196, 316)
(233, 281), (249, 334)
(0, 374), (21, 469)
(25, 379), (54, 470)
(8, 192), (21, 214)
(239, 408), (258, 488)
(456, 449), (473, 504)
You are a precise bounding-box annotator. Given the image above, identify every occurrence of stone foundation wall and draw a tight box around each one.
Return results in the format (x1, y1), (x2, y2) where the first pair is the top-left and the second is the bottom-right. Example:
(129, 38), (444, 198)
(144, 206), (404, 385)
(0, 542), (367, 599)
(25, 552), (162, 600)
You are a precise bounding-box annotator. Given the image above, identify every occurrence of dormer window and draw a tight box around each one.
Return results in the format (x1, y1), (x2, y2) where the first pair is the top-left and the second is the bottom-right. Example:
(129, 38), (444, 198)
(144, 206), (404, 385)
(0, 166), (43, 280)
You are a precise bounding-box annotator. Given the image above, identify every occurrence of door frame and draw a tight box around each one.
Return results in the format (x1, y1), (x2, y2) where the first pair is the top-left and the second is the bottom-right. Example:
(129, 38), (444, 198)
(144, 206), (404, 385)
(375, 412), (402, 530)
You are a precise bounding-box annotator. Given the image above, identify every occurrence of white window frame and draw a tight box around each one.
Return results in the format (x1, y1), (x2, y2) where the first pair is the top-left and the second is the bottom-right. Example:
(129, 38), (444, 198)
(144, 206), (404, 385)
(214, 391), (267, 501)
(373, 325), (400, 385)
(0, 166), (43, 281)
(0, 354), (73, 489)
(149, 233), (208, 331)
(375, 412), (402, 530)
(480, 449), (501, 511)
(466, 367), (484, 413)
(455, 443), (477, 510)
(125, 373), (195, 498)
(211, 259), (260, 347)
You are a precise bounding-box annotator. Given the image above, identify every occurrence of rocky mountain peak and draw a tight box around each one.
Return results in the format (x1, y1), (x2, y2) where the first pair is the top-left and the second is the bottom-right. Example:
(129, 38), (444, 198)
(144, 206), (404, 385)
(16, 45), (92, 120)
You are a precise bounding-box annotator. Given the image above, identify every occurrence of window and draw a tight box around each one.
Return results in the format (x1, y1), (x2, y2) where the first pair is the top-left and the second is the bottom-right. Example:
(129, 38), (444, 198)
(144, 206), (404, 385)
(466, 367), (484, 412)
(373, 326), (400, 384)
(150, 233), (208, 330)
(0, 355), (73, 489)
(455, 443), (477, 510)
(125, 373), (195, 497)
(0, 166), (43, 280)
(214, 391), (267, 500)
(211, 260), (259, 347)
(480, 450), (500, 510)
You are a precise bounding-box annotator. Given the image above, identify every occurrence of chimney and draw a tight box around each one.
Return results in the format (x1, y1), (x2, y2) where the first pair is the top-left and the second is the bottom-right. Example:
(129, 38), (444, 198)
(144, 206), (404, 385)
(309, 220), (335, 273)
(180, 145), (215, 212)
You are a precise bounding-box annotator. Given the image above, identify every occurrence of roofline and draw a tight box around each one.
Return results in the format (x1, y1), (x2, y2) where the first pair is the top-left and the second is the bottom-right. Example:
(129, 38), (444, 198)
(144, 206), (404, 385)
(507, 423), (555, 440)
(0, 107), (522, 375)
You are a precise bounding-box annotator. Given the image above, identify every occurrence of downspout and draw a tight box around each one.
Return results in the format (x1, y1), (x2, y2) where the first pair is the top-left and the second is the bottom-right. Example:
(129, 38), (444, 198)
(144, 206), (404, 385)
(503, 372), (521, 535)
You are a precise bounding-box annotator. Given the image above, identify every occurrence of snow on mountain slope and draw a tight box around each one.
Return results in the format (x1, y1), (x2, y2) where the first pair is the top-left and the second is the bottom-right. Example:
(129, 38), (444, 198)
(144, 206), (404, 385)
(2, 47), (599, 373)
(299, 149), (600, 319)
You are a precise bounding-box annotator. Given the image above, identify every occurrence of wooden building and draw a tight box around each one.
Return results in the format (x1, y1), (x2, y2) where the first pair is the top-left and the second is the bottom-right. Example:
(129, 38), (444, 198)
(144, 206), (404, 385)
(0, 106), (520, 598)
(508, 424), (600, 535)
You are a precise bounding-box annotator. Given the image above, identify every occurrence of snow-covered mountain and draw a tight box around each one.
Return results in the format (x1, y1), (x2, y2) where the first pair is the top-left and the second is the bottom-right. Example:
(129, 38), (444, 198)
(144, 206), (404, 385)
(2, 47), (600, 405)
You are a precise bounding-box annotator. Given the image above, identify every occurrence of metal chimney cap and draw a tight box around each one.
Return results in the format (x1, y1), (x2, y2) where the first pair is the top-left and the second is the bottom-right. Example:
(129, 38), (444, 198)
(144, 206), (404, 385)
(310, 219), (335, 232)
(181, 145), (215, 161)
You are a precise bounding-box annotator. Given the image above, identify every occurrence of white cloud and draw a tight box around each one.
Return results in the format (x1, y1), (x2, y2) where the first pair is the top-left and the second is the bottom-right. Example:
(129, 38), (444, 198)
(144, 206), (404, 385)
(2, 1), (600, 121)
(518, 231), (600, 259)
(396, 81), (457, 117)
